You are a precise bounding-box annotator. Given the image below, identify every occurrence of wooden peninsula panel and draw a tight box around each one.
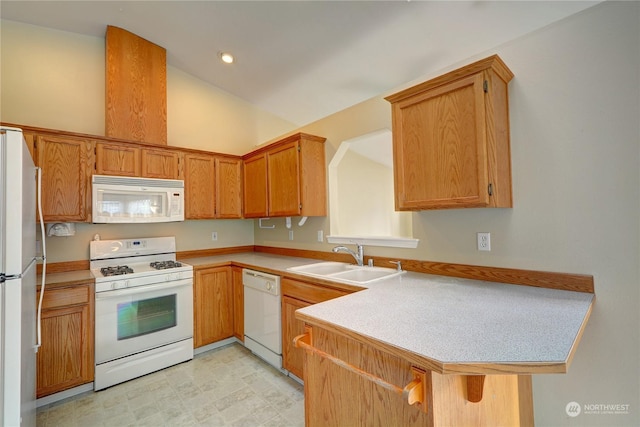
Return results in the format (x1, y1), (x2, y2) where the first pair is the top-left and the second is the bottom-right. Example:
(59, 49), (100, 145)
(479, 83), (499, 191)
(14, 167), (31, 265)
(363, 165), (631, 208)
(105, 25), (167, 145)
(299, 326), (531, 426)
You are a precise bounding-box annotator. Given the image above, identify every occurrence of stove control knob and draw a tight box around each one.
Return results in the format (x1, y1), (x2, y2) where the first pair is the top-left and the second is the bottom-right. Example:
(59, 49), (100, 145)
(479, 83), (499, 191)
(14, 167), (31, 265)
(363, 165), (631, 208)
(266, 281), (273, 291)
(111, 281), (127, 290)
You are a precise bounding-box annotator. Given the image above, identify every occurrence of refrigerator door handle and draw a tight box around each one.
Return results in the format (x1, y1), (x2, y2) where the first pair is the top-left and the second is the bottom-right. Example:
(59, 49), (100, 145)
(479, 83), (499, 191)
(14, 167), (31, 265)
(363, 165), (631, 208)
(35, 166), (46, 352)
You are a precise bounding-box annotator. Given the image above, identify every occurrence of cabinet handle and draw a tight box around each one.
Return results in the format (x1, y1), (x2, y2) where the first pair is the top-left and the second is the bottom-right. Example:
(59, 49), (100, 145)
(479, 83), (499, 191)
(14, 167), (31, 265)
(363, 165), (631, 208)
(295, 331), (428, 411)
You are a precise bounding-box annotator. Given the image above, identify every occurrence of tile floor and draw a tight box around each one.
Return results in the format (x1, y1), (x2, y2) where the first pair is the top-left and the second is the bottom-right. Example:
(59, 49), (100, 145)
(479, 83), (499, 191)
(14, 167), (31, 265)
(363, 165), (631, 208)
(36, 343), (305, 426)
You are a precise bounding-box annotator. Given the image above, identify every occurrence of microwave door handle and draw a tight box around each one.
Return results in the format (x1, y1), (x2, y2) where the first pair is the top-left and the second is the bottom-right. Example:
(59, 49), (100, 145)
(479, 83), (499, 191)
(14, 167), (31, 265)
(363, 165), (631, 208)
(166, 191), (172, 217)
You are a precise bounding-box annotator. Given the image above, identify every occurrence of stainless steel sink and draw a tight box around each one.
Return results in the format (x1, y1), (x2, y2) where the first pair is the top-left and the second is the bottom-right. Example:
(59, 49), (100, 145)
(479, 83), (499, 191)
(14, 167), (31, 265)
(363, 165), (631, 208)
(287, 262), (404, 285)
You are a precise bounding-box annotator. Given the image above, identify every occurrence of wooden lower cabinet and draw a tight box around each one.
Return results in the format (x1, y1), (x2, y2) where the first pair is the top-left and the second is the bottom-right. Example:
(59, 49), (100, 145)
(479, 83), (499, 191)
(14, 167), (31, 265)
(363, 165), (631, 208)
(193, 266), (234, 348)
(232, 266), (244, 341)
(281, 277), (350, 380)
(301, 325), (534, 427)
(36, 282), (94, 398)
(282, 296), (311, 379)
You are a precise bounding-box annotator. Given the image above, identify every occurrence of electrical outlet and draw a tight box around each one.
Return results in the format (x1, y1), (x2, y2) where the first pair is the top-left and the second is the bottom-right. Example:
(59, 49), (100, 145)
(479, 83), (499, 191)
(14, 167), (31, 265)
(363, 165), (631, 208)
(317, 230), (324, 242)
(289, 230), (294, 240)
(477, 232), (491, 251)
(211, 231), (218, 241)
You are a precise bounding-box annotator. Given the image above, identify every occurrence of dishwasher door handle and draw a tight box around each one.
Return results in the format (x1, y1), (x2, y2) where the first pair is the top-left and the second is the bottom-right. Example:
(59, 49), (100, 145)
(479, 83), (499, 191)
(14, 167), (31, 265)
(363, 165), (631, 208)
(245, 271), (275, 281)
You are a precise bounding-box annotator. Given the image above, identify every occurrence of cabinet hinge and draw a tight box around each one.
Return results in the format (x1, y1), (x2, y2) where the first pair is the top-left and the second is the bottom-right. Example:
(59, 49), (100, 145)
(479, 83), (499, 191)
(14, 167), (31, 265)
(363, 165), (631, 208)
(483, 80), (488, 93)
(299, 204), (302, 209)
(297, 145), (301, 152)
(488, 183), (493, 196)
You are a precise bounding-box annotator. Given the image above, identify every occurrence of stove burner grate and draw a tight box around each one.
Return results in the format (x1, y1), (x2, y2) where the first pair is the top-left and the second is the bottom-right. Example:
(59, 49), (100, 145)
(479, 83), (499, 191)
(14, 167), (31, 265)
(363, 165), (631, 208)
(100, 265), (134, 277)
(150, 260), (182, 270)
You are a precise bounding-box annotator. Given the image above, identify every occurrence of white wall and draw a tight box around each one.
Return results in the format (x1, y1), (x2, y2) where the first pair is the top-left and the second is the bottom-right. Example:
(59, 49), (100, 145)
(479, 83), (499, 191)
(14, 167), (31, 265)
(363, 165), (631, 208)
(0, 19), (295, 154)
(0, 19), (294, 260)
(256, 2), (640, 425)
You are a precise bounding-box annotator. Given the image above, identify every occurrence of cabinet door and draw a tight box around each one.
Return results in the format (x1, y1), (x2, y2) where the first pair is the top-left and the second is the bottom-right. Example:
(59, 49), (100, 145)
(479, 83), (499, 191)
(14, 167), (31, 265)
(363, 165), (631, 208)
(215, 157), (243, 219)
(267, 141), (301, 216)
(141, 148), (181, 179)
(36, 284), (94, 398)
(232, 266), (244, 341)
(242, 153), (268, 218)
(36, 135), (93, 222)
(95, 142), (141, 176)
(193, 267), (233, 348)
(281, 277), (350, 381)
(392, 73), (489, 210)
(282, 296), (311, 379)
(184, 153), (215, 219)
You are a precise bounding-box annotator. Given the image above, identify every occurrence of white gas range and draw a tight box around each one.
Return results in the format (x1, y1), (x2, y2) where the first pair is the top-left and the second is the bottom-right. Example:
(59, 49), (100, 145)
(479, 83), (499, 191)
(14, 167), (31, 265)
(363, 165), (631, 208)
(90, 236), (194, 391)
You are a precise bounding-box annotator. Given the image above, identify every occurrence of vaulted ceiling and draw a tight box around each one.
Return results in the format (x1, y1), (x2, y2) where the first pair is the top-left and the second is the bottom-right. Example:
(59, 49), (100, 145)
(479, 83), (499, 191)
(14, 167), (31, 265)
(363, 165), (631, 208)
(1, 1), (600, 126)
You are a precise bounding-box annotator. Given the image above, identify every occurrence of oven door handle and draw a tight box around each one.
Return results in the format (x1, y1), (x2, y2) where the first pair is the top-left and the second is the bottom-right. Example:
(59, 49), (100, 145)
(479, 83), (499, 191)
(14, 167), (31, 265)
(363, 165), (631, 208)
(95, 278), (193, 299)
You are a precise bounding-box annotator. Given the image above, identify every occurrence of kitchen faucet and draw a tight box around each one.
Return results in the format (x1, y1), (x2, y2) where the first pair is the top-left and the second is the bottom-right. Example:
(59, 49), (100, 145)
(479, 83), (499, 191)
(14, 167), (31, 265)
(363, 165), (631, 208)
(332, 244), (364, 266)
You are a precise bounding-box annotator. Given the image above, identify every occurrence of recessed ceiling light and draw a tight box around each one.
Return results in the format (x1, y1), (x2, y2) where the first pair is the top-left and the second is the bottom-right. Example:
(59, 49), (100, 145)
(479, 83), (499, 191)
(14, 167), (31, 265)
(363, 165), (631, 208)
(219, 52), (234, 64)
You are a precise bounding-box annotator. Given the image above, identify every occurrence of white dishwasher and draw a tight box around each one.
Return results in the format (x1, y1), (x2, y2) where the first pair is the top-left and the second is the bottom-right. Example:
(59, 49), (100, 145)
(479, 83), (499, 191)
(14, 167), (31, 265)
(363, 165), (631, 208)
(243, 268), (282, 369)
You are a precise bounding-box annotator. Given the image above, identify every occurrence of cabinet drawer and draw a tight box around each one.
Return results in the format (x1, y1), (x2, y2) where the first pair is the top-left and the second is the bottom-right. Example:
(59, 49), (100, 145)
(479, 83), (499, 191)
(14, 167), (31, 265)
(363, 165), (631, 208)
(39, 285), (91, 310)
(282, 278), (348, 304)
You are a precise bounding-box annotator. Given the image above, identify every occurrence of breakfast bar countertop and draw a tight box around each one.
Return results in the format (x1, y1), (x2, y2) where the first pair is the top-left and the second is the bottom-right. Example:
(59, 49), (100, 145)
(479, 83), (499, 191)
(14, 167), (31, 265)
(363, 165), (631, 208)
(296, 271), (594, 375)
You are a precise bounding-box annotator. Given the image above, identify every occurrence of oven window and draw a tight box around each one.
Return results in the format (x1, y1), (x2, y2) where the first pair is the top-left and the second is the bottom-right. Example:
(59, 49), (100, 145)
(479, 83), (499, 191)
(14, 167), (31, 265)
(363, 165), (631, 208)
(117, 294), (177, 340)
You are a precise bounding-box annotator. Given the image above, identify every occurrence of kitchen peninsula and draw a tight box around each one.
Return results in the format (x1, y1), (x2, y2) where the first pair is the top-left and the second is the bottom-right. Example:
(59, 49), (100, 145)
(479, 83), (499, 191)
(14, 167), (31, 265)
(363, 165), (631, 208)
(183, 251), (594, 427)
(295, 275), (592, 426)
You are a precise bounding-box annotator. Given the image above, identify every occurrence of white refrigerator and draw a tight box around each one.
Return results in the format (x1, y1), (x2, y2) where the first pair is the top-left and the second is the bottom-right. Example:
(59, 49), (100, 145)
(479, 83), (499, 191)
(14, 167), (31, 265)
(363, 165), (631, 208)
(0, 127), (42, 427)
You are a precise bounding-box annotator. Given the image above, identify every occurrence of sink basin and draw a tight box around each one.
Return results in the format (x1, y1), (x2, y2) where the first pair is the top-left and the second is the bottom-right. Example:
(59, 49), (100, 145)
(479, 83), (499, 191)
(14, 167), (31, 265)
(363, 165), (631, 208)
(287, 262), (404, 285)
(287, 261), (353, 276)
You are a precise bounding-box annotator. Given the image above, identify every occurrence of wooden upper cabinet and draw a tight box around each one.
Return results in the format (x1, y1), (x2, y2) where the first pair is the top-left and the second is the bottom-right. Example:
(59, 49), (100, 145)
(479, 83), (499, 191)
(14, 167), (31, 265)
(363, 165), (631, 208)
(267, 141), (301, 217)
(184, 153), (215, 219)
(36, 134), (94, 222)
(386, 55), (514, 210)
(243, 153), (268, 218)
(105, 26), (167, 145)
(95, 142), (141, 176)
(215, 157), (243, 219)
(141, 148), (181, 179)
(243, 133), (327, 218)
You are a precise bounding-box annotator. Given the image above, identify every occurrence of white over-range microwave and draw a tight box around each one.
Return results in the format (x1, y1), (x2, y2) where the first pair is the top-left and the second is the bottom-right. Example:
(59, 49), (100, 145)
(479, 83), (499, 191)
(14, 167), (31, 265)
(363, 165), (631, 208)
(92, 175), (184, 223)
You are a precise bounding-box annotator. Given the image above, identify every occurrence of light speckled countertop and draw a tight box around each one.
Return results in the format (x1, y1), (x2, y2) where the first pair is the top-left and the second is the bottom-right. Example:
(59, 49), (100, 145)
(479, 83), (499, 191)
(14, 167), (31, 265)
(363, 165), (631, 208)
(296, 271), (593, 374)
(43, 252), (593, 374)
(183, 253), (593, 374)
